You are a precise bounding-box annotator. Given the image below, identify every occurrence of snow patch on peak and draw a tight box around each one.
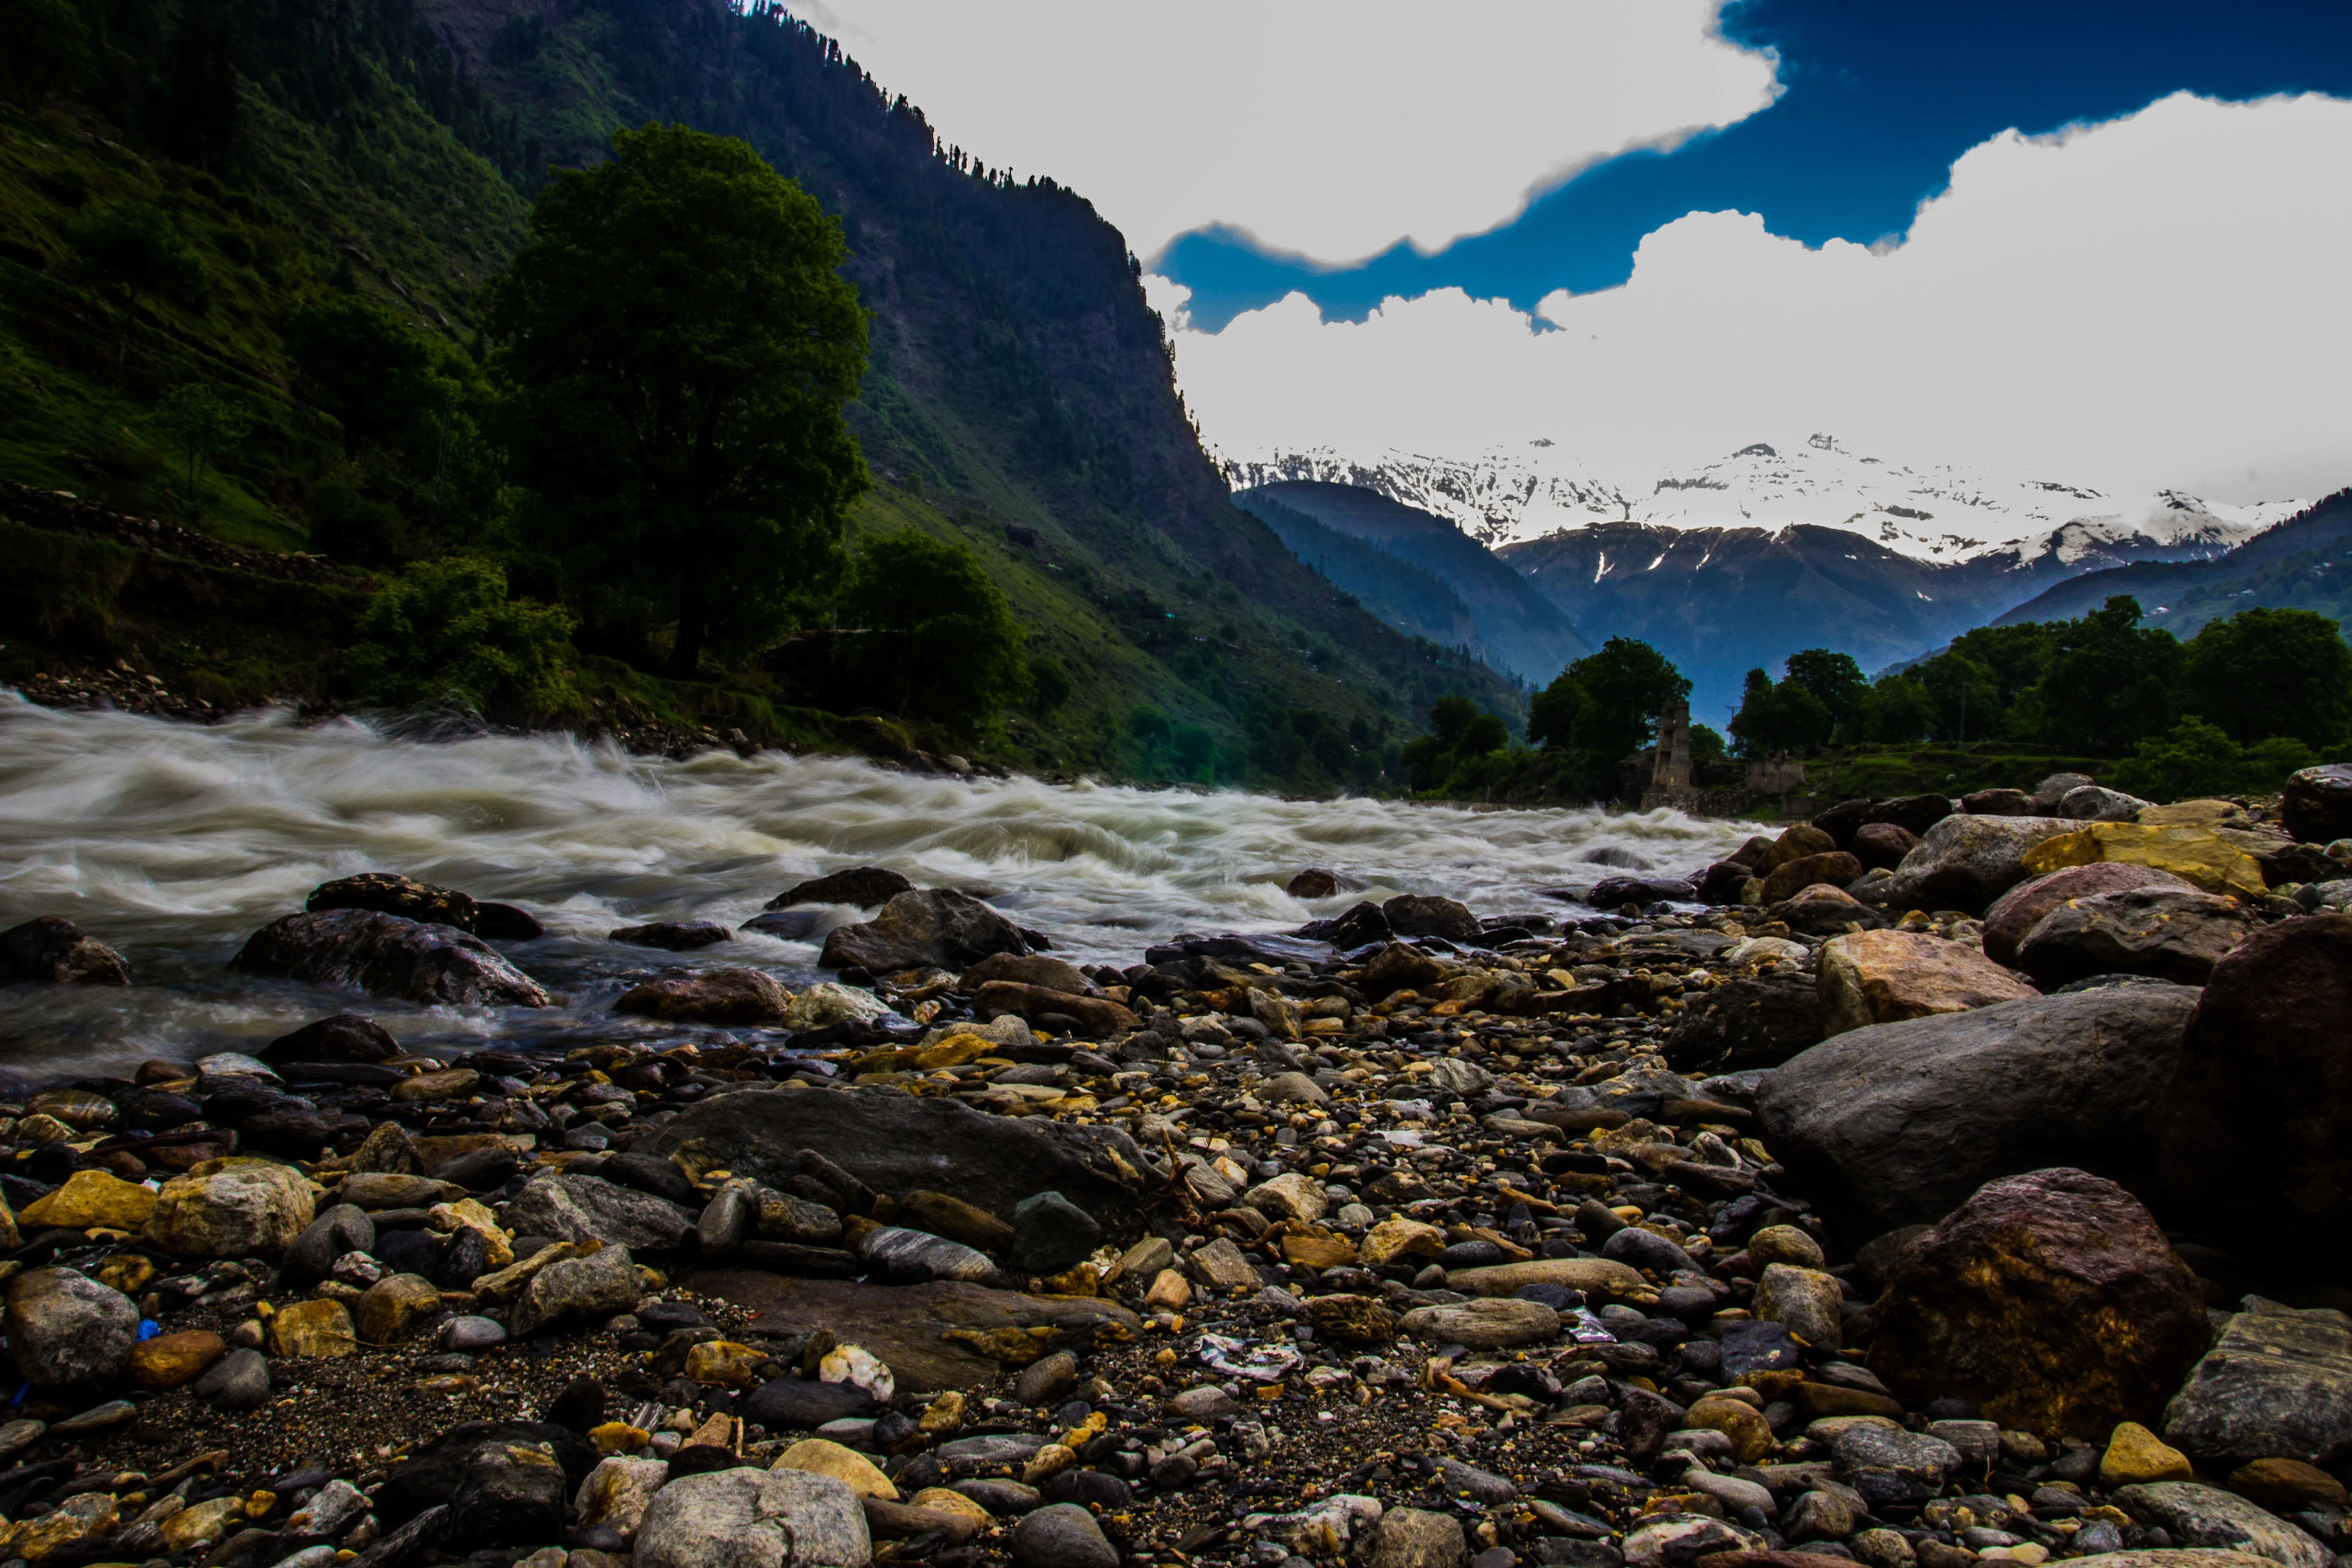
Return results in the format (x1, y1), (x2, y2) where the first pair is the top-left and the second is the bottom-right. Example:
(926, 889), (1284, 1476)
(1221, 439), (2304, 567)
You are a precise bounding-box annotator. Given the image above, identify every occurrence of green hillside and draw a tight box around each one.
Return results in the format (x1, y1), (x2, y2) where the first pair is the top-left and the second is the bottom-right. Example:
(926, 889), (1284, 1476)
(0, 0), (1520, 791)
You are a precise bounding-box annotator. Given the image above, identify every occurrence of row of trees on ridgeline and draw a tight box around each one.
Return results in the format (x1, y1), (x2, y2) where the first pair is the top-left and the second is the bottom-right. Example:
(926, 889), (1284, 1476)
(1397, 597), (2352, 803)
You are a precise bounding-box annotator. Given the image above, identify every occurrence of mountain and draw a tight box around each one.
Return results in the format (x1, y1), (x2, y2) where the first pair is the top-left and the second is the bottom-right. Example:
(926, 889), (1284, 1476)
(0, 0), (1523, 789)
(1992, 488), (2352, 638)
(1232, 481), (1588, 687)
(1227, 437), (2309, 717)
(1226, 434), (2300, 560)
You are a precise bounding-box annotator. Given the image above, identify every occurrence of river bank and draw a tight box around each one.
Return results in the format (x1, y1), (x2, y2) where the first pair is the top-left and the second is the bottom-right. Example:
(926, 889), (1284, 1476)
(3, 705), (2352, 1568)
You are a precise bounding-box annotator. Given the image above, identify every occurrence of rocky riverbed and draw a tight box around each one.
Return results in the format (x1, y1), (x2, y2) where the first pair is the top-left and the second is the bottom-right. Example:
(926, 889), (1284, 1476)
(4, 763), (2352, 1568)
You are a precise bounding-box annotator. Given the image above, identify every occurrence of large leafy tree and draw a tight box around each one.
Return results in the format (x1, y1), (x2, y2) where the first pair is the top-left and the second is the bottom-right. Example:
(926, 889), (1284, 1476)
(2033, 595), (2184, 752)
(1530, 637), (1689, 763)
(1729, 667), (1833, 757)
(486, 123), (869, 676)
(1781, 649), (1869, 740)
(2182, 607), (2352, 748)
(837, 531), (1028, 737)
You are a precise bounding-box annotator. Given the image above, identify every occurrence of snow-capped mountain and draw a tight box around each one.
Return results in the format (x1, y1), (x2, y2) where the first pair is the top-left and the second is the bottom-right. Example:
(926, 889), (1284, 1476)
(1223, 435), (2313, 718)
(1223, 433), (2301, 564)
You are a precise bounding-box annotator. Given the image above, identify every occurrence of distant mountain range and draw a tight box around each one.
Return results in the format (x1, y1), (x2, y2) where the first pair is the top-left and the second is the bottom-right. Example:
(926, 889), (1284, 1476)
(1222, 437), (2320, 719)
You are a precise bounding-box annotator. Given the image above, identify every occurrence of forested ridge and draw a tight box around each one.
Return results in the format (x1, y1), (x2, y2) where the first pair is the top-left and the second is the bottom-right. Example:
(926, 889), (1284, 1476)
(0, 0), (1520, 790)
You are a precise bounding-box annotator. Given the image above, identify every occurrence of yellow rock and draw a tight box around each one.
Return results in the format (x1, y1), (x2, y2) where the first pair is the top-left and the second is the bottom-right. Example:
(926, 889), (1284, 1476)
(1143, 1268), (1193, 1312)
(918, 1390), (966, 1435)
(429, 1200), (515, 1268)
(684, 1340), (766, 1388)
(913, 1037), (997, 1069)
(1359, 1216), (1447, 1265)
(94, 1253), (157, 1295)
(1022, 1444), (1077, 1485)
(141, 1158), (315, 1257)
(911, 1487), (991, 1528)
(355, 1273), (443, 1344)
(19, 1170), (159, 1231)
(1442, 1257), (1648, 1298)
(1041, 1262), (1100, 1296)
(772, 1437), (898, 1499)
(1684, 1394), (1776, 1464)
(590, 1420), (651, 1454)
(129, 1329), (227, 1389)
(2022, 823), (2267, 900)
(11, 1490), (119, 1560)
(269, 1297), (356, 1359)
(159, 1495), (243, 1551)
(470, 1242), (579, 1302)
(2098, 1420), (2194, 1486)
(1818, 929), (2040, 1036)
(1279, 1229), (1358, 1270)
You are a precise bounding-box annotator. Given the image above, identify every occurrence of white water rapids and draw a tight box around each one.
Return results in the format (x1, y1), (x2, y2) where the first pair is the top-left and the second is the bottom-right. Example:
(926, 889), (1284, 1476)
(0, 695), (1755, 1076)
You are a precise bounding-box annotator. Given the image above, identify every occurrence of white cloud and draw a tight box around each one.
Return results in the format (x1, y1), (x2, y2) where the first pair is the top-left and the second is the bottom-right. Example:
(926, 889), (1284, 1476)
(791, 0), (1777, 263)
(1163, 92), (2352, 504)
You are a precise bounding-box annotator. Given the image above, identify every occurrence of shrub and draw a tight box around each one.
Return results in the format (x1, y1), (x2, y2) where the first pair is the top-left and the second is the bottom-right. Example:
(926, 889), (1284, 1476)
(344, 557), (577, 715)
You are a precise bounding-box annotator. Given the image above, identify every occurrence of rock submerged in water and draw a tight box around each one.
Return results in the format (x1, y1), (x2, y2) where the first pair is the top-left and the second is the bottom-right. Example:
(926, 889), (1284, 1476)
(769, 865), (915, 911)
(230, 908), (552, 1008)
(611, 965), (790, 1024)
(0, 915), (131, 986)
(1869, 1167), (2209, 1438)
(820, 888), (1029, 972)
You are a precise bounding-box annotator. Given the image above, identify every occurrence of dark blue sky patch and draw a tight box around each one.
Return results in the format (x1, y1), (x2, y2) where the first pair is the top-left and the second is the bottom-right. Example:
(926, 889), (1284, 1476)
(1157, 0), (2352, 331)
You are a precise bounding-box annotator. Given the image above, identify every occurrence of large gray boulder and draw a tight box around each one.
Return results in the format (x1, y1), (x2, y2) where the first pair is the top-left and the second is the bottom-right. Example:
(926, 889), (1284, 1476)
(2165, 1302), (2352, 1467)
(230, 909), (551, 1008)
(819, 888), (1028, 973)
(1755, 981), (2199, 1231)
(503, 1172), (695, 1252)
(5, 1267), (137, 1384)
(2013, 886), (2260, 988)
(649, 1087), (1162, 1241)
(2113, 1483), (2334, 1568)
(634, 1467), (870, 1568)
(1883, 815), (2077, 915)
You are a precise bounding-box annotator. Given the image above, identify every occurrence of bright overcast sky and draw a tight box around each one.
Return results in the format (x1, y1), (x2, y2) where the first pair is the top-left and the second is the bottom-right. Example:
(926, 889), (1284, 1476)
(801, 1), (2352, 505)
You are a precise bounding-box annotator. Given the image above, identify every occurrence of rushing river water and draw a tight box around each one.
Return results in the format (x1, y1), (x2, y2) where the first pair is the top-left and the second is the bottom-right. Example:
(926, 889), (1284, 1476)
(0, 695), (1755, 1076)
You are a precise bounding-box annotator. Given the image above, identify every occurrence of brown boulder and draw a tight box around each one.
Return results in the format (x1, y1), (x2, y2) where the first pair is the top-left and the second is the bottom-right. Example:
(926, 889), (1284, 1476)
(820, 889), (1029, 973)
(1868, 1167), (2209, 1439)
(1962, 788), (2037, 817)
(960, 953), (1095, 996)
(307, 872), (477, 932)
(971, 982), (1137, 1038)
(1982, 863), (2197, 966)
(2012, 887), (2260, 988)
(1287, 868), (1365, 899)
(0, 916), (130, 986)
(1759, 824), (1838, 875)
(1851, 823), (1921, 871)
(1762, 852), (1864, 904)
(612, 967), (790, 1025)
(1817, 929), (2038, 1036)
(1381, 895), (1480, 942)
(2283, 764), (2352, 847)
(767, 867), (914, 910)
(1865, 794), (1958, 838)
(2155, 914), (2352, 1250)
(1360, 943), (1451, 994)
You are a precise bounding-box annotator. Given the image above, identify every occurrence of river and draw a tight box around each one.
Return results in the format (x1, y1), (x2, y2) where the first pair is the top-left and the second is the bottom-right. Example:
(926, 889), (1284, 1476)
(0, 695), (1754, 1077)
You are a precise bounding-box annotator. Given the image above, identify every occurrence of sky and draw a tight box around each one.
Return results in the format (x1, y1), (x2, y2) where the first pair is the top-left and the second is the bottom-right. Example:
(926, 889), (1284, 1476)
(801, 0), (2352, 505)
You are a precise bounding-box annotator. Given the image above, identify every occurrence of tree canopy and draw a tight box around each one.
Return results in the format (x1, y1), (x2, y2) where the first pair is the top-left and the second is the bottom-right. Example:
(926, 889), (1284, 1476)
(486, 122), (869, 676)
(836, 531), (1028, 737)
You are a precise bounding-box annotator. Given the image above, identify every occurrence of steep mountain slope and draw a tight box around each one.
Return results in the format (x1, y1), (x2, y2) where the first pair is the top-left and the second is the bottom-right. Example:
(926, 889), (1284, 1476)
(0, 0), (1523, 788)
(428, 0), (1530, 771)
(1992, 489), (2352, 638)
(1228, 490), (1488, 662)
(1234, 481), (1588, 686)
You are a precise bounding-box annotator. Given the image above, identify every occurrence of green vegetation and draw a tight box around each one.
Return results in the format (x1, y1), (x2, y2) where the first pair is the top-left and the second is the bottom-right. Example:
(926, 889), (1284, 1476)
(344, 556), (576, 716)
(834, 530), (1028, 740)
(1727, 599), (2352, 801)
(0, 1), (1517, 793)
(488, 124), (868, 676)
